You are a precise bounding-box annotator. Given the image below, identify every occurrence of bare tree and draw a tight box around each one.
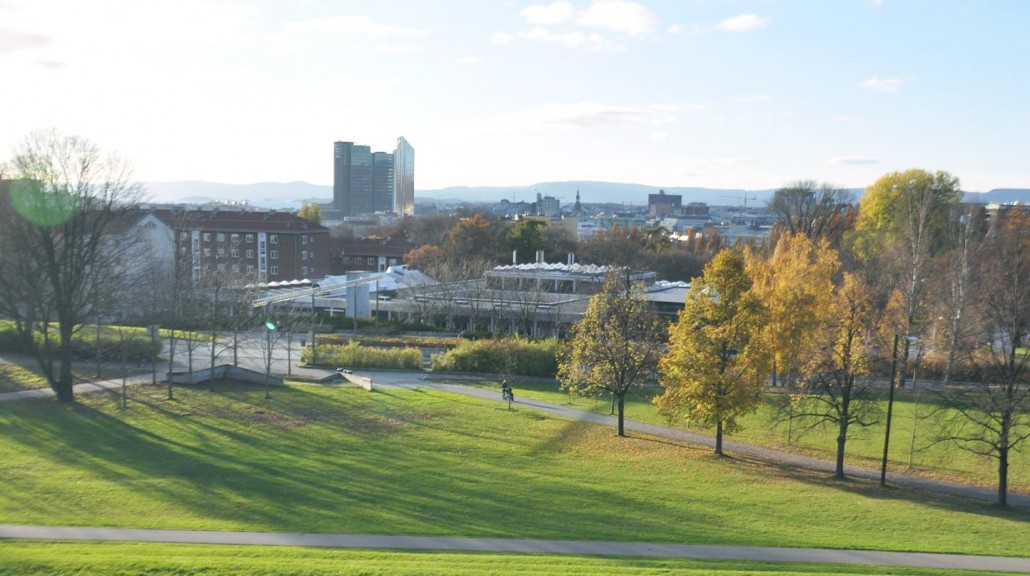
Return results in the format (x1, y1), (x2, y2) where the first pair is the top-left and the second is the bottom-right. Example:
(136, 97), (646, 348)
(768, 181), (855, 243)
(0, 130), (143, 402)
(936, 206), (1030, 507)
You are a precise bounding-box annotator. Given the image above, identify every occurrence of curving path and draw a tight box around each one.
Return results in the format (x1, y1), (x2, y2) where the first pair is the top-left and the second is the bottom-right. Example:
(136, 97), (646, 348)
(1, 524), (1029, 572)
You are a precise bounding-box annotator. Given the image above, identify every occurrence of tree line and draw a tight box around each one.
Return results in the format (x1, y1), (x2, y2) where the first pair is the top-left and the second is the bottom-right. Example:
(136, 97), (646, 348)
(558, 173), (1029, 507)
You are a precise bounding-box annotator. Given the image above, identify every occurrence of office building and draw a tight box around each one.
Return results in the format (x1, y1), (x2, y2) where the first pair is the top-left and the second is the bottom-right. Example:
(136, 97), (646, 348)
(393, 137), (415, 216)
(335, 137), (414, 217)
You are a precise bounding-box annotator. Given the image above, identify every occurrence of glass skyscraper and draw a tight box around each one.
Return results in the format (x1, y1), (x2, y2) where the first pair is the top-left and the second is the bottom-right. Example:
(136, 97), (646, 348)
(393, 137), (415, 216)
(334, 137), (413, 217)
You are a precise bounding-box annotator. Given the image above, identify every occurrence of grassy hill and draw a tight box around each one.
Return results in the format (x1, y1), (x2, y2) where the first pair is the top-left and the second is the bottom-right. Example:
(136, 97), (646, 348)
(0, 381), (1027, 573)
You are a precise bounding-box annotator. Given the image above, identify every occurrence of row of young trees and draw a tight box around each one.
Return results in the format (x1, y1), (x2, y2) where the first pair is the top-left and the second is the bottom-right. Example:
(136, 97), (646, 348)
(558, 170), (1029, 507)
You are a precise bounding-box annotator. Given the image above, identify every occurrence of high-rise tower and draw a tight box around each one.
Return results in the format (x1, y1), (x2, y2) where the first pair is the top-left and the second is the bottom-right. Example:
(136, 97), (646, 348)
(333, 141), (373, 217)
(393, 137), (415, 216)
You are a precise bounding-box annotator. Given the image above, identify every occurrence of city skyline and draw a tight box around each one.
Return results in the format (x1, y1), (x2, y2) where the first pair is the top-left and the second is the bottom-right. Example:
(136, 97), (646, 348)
(2, 1), (1029, 192)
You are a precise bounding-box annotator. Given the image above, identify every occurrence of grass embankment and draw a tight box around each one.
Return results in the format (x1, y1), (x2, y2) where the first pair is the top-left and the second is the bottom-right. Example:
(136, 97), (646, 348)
(469, 379), (1030, 493)
(0, 542), (1016, 576)
(0, 382), (1026, 558)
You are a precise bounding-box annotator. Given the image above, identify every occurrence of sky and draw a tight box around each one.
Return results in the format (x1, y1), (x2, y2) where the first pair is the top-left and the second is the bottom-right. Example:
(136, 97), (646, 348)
(1, 0), (1028, 193)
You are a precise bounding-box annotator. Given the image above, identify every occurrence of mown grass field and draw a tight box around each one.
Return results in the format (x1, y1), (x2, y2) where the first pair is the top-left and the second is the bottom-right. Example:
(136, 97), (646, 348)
(0, 381), (1027, 560)
(0, 542), (1018, 576)
(475, 379), (1030, 493)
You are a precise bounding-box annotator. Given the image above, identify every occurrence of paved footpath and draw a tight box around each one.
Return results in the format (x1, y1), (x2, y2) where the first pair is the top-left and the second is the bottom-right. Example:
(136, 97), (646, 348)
(1, 524), (1029, 572)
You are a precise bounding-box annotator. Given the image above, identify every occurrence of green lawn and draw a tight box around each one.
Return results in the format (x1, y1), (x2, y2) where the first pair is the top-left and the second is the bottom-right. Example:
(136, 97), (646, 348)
(0, 360), (150, 393)
(478, 379), (1030, 492)
(0, 542), (1016, 576)
(0, 382), (1027, 558)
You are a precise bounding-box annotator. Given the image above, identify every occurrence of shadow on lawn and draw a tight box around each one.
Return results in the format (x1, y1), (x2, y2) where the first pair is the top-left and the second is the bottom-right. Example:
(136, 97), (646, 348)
(0, 382), (725, 542)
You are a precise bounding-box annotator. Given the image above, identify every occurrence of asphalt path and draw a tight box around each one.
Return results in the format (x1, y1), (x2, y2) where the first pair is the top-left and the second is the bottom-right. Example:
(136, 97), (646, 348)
(0, 524), (1029, 572)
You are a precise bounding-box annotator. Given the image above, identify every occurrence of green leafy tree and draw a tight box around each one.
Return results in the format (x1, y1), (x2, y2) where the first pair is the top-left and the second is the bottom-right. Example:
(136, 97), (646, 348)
(655, 248), (770, 455)
(507, 219), (548, 264)
(557, 270), (665, 437)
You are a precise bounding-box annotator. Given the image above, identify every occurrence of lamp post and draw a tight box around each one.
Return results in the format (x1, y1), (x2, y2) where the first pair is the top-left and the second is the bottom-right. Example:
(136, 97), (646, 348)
(264, 319), (276, 399)
(880, 334), (899, 487)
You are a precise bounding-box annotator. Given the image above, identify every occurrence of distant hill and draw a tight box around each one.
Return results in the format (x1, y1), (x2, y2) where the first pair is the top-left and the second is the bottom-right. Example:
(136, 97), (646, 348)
(142, 180), (1030, 209)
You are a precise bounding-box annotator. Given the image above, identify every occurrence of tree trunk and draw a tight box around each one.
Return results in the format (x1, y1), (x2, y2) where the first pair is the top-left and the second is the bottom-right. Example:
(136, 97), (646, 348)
(998, 445), (1008, 508)
(616, 393), (626, 437)
(54, 323), (76, 403)
(836, 423), (848, 479)
(715, 419), (723, 456)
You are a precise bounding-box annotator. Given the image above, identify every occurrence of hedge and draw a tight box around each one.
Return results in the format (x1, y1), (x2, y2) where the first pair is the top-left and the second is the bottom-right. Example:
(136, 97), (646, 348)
(302, 342), (422, 370)
(0, 321), (161, 363)
(431, 338), (558, 377)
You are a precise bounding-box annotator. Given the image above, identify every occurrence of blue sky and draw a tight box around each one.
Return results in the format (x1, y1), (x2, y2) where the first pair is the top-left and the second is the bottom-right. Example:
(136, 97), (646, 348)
(1, 0), (1028, 193)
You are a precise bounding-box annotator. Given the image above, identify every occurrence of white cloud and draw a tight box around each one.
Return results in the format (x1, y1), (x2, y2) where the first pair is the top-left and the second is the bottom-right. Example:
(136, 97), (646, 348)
(834, 115), (858, 123)
(522, 1), (575, 25)
(457, 55), (483, 64)
(577, 0), (659, 36)
(667, 23), (685, 35)
(499, 101), (676, 130)
(378, 44), (423, 54)
(490, 31), (515, 44)
(829, 156), (879, 165)
(868, 0), (885, 6)
(285, 15), (428, 38)
(0, 28), (49, 53)
(731, 94), (771, 103)
(649, 132), (668, 142)
(518, 26), (624, 51)
(860, 77), (902, 92)
(715, 13), (769, 32)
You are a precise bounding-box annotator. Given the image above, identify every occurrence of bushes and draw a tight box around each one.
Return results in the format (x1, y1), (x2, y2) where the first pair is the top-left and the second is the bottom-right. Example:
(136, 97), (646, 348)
(317, 334), (459, 349)
(0, 321), (160, 363)
(302, 342), (422, 370)
(431, 338), (558, 377)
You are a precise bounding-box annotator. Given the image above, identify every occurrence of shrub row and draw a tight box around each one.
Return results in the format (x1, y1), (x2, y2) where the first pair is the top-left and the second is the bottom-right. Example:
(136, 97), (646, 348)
(302, 342), (422, 370)
(431, 338), (558, 377)
(316, 334), (459, 349)
(0, 322), (161, 363)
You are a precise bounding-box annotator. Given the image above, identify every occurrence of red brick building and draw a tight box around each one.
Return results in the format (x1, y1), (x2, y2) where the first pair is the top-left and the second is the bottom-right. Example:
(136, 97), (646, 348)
(153, 208), (330, 282)
(334, 236), (415, 274)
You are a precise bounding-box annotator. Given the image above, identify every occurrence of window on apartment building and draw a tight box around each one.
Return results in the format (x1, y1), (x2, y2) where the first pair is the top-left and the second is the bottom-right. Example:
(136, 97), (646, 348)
(203, 233), (210, 241)
(270, 250), (278, 260)
(203, 248), (211, 257)
(232, 264), (240, 273)
(302, 266), (308, 276)
(217, 248), (225, 258)
(231, 248), (240, 258)
(367, 257), (374, 265)
(204, 263), (213, 271)
(270, 265), (279, 275)
(246, 265), (255, 274)
(230, 233), (239, 243)
(179, 246), (187, 256)
(217, 233), (225, 242)
(217, 263), (226, 272)
(179, 231), (188, 240)
(301, 250), (307, 260)
(246, 249), (254, 259)
(270, 235), (278, 244)
(302, 235), (308, 245)
(388, 258), (397, 265)
(246, 234), (254, 243)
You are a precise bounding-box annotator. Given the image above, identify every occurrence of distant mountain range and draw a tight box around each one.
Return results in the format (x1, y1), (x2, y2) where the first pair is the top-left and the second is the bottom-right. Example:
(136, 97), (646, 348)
(143, 180), (1030, 209)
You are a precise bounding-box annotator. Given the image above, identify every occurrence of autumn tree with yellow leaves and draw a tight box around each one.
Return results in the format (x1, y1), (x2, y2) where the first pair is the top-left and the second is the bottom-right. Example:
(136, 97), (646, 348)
(655, 248), (770, 456)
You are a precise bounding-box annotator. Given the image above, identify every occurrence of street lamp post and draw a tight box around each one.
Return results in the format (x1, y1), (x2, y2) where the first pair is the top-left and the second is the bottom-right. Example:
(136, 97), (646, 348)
(264, 319), (276, 399)
(880, 334), (900, 487)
